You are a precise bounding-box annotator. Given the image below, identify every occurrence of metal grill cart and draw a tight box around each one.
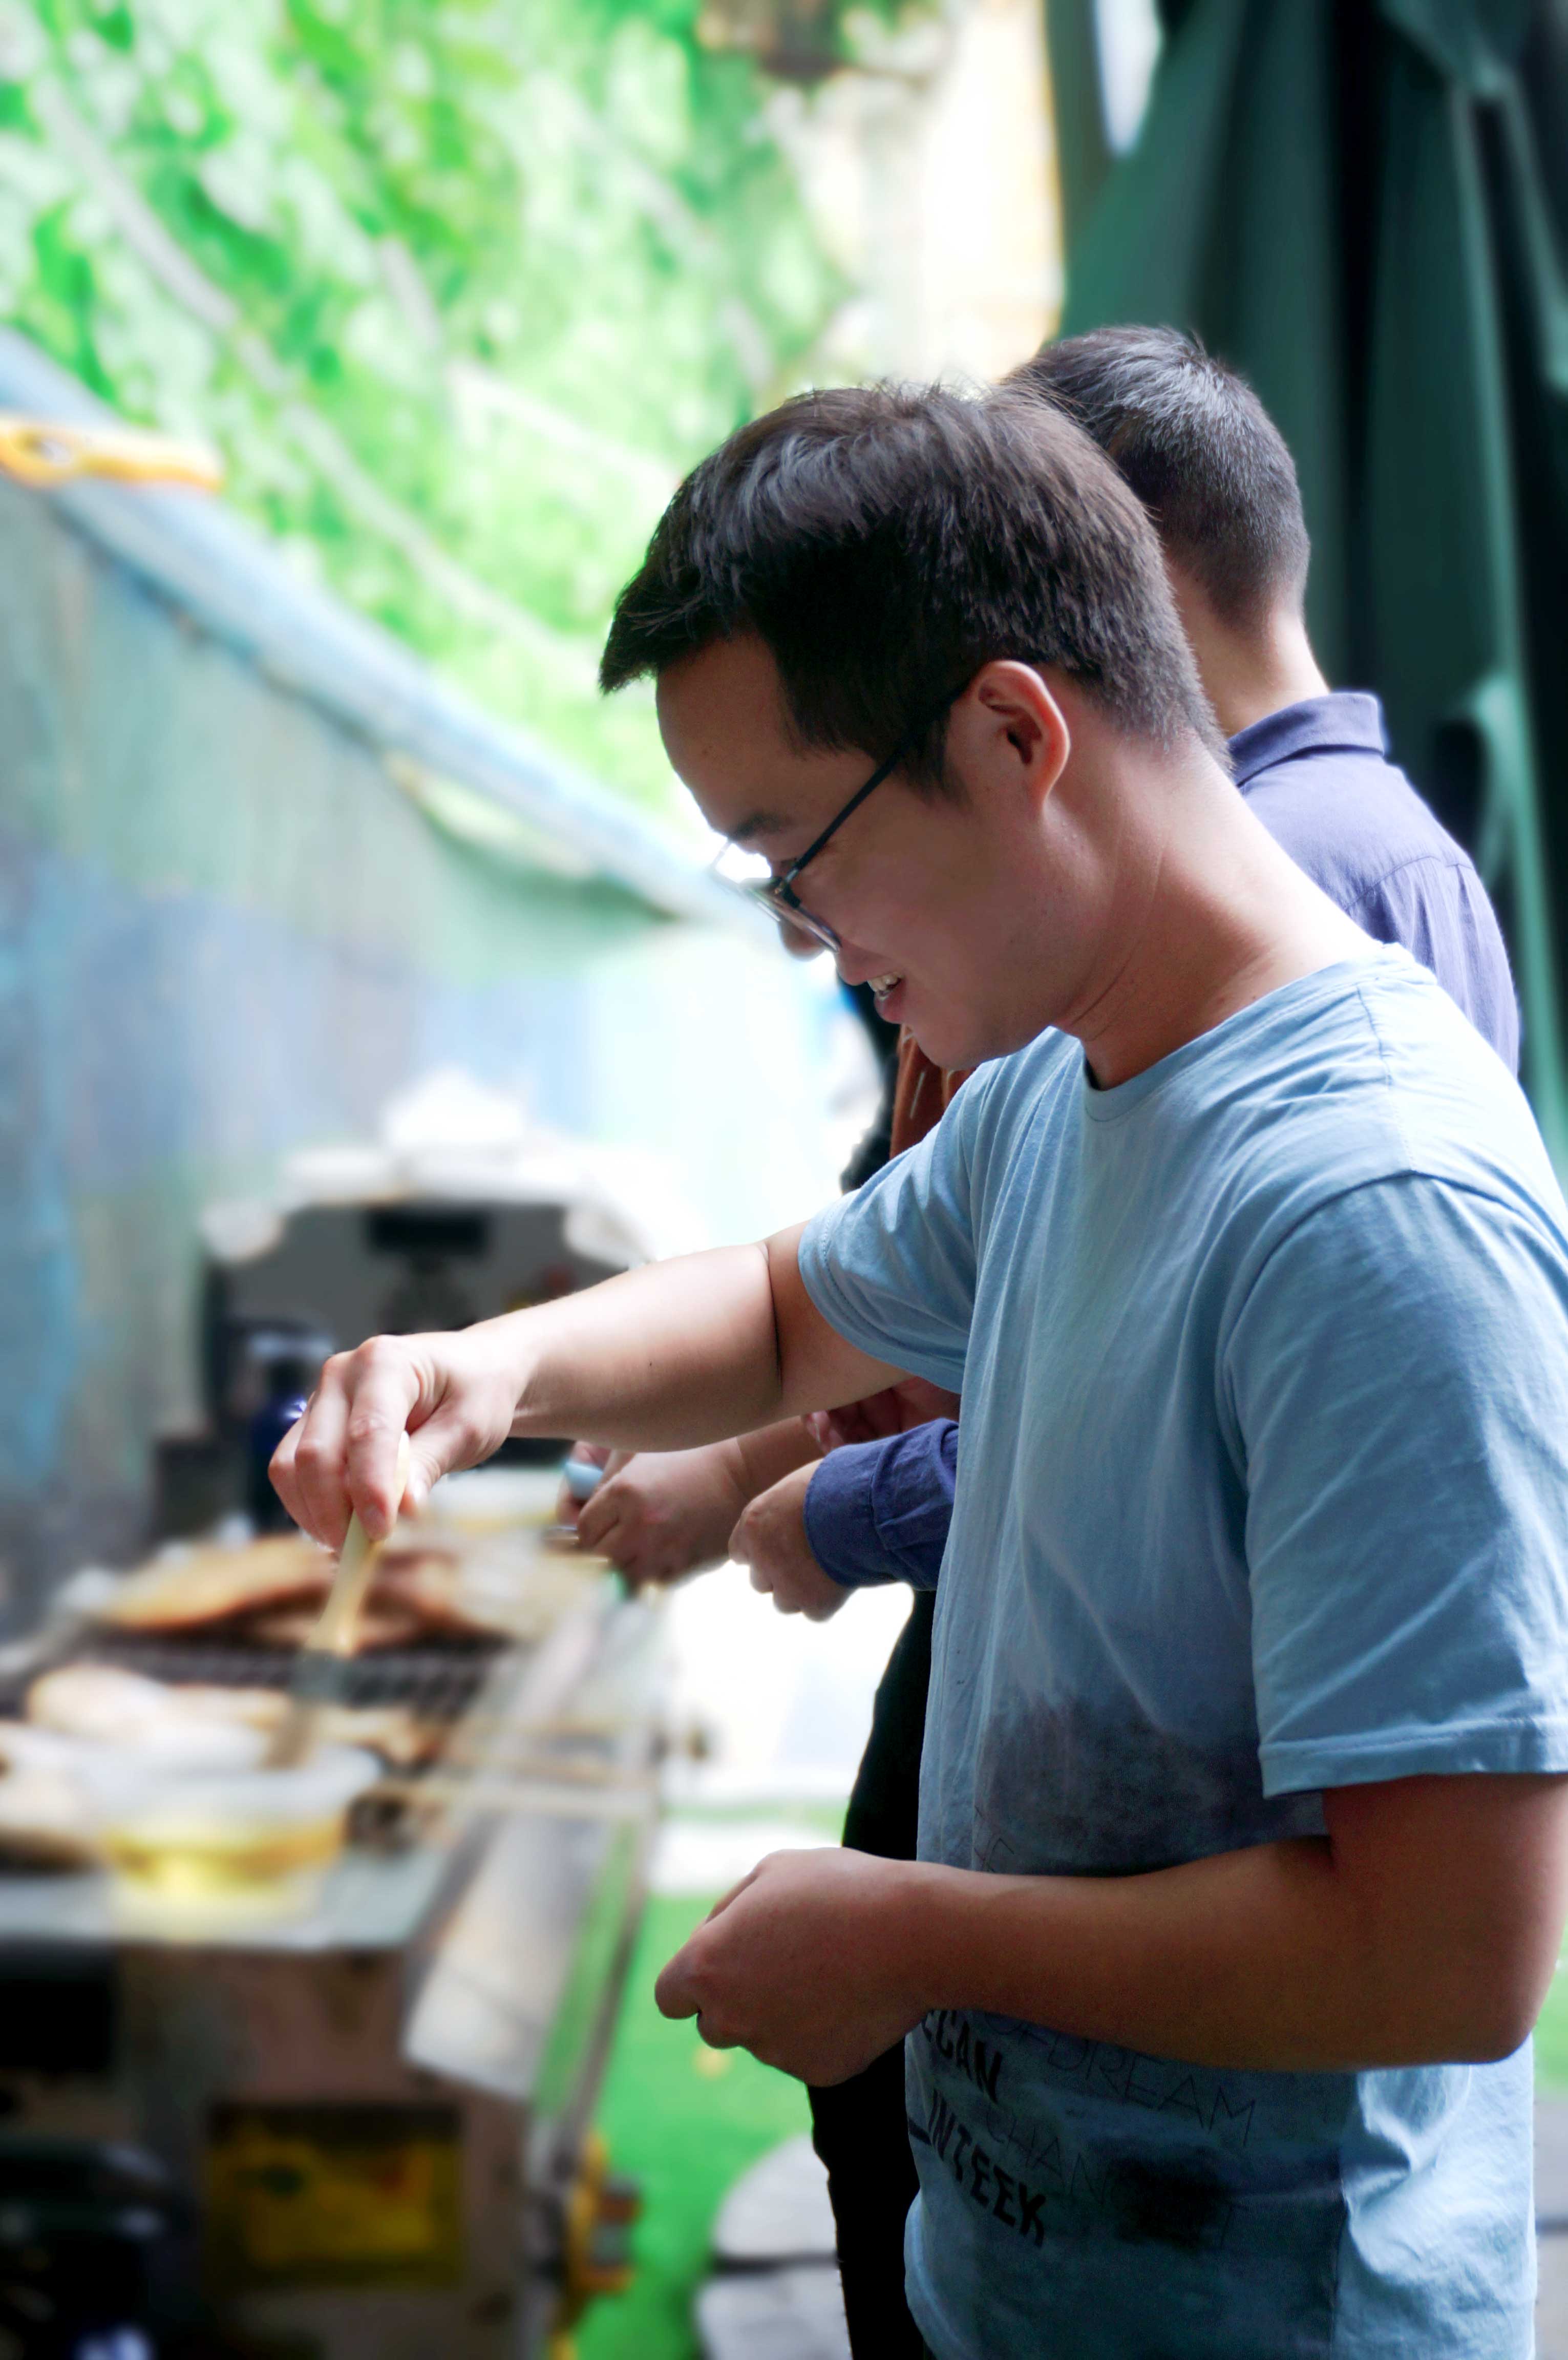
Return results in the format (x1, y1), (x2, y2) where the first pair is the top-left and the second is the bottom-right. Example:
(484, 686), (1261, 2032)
(0, 1498), (664, 2359)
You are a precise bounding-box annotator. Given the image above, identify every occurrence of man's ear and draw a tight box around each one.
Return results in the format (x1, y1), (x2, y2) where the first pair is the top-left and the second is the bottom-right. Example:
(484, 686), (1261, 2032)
(951, 661), (1070, 812)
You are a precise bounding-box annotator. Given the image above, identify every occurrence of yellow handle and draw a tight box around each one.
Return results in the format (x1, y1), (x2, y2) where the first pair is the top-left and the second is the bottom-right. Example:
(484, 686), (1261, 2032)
(0, 415), (224, 491)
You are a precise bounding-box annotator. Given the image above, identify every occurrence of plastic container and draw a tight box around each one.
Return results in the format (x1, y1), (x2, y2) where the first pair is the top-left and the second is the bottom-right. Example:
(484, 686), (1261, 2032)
(91, 1747), (379, 1920)
(561, 1456), (604, 1503)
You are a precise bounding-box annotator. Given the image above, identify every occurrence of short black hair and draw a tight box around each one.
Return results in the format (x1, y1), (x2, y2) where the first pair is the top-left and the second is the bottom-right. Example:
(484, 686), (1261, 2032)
(1010, 328), (1310, 627)
(600, 381), (1221, 790)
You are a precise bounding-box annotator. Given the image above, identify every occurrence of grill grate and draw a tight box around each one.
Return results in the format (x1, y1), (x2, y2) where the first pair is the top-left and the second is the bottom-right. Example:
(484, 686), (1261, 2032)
(7, 1626), (508, 1723)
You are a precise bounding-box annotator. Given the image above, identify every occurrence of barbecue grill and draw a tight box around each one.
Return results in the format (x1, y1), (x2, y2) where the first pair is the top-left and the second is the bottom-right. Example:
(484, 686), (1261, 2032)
(0, 1501), (664, 2359)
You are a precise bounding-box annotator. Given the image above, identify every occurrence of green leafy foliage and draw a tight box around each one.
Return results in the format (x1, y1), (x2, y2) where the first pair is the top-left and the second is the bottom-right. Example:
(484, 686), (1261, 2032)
(0, 0), (864, 806)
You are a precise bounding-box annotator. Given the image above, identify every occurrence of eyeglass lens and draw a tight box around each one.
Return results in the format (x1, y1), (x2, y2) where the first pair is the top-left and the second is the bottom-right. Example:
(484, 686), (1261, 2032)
(747, 878), (839, 950)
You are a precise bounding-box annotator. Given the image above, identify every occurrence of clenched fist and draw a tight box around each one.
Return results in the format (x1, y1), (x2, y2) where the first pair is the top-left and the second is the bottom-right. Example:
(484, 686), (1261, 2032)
(654, 1846), (930, 2084)
(272, 1323), (527, 1547)
(729, 1462), (851, 1620)
(565, 1442), (749, 1588)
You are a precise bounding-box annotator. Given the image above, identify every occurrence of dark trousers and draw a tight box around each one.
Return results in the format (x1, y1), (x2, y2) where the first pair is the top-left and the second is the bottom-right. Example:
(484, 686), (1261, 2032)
(808, 1589), (934, 2360)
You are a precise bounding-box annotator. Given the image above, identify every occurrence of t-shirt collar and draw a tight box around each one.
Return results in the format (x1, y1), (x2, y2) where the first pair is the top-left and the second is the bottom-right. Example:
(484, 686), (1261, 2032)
(1227, 691), (1388, 790)
(1078, 944), (1416, 1123)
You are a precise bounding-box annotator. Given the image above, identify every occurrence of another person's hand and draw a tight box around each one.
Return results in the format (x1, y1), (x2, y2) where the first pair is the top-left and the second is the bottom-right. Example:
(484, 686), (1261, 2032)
(554, 1443), (626, 1532)
(272, 1324), (526, 1547)
(654, 1846), (926, 2084)
(729, 1463), (850, 1620)
(808, 1375), (960, 1450)
(572, 1443), (750, 1588)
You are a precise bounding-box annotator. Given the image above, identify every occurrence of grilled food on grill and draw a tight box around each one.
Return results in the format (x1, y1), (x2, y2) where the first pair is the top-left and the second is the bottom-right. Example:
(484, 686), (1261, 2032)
(98, 1536), (332, 1632)
(0, 1727), (97, 1866)
(93, 1534), (530, 1649)
(28, 1666), (272, 1748)
(243, 1600), (428, 1653)
(26, 1665), (440, 1769)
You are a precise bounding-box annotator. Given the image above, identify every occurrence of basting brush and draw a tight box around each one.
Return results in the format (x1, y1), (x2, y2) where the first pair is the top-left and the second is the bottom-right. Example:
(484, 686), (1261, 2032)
(263, 1433), (411, 1771)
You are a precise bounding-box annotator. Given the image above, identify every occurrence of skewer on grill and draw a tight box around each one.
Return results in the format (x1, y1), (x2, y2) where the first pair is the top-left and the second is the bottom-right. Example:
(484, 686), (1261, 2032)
(373, 1766), (657, 1820)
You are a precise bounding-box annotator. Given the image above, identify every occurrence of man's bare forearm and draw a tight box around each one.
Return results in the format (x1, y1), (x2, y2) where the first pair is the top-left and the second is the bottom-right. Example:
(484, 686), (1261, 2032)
(729, 1418), (822, 1499)
(907, 1840), (1383, 2072)
(510, 1225), (898, 1454)
(271, 1221), (907, 1547)
(509, 1243), (783, 1449)
(903, 1774), (1568, 2073)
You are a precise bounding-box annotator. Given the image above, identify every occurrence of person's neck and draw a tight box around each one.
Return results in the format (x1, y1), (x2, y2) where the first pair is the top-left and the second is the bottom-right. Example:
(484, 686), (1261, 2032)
(1174, 583), (1329, 741)
(1046, 739), (1369, 1091)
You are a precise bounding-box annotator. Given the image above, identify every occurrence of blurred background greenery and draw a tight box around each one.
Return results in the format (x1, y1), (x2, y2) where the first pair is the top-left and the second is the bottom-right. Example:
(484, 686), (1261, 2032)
(0, 0), (1057, 812)
(17, 7), (1568, 2356)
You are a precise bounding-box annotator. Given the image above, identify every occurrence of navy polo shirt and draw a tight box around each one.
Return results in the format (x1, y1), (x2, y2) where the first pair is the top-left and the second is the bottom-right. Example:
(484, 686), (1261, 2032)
(1231, 692), (1517, 1069)
(804, 691), (1520, 1592)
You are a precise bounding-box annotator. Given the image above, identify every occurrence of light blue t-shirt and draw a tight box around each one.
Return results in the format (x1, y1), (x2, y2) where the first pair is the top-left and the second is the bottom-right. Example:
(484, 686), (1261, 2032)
(798, 947), (1568, 2359)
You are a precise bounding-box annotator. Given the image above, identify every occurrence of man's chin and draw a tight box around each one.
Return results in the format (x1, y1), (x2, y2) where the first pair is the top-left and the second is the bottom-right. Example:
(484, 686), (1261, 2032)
(904, 1014), (985, 1072)
(905, 1003), (1046, 1073)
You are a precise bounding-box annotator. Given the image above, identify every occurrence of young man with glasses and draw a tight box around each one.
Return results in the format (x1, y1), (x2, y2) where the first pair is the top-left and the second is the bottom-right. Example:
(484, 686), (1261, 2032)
(560, 328), (1515, 1612)
(276, 381), (1568, 2358)
(725, 330), (1524, 2353)
(563, 326), (1522, 2360)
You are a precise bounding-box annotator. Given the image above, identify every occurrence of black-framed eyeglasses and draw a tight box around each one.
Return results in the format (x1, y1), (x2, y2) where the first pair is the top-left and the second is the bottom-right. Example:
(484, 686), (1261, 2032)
(727, 692), (960, 951)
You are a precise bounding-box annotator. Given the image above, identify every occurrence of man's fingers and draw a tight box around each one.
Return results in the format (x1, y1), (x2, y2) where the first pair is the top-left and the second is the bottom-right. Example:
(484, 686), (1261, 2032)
(578, 1499), (651, 1576)
(734, 1528), (810, 1615)
(653, 1951), (738, 2048)
(654, 1945), (701, 2020)
(580, 1506), (639, 1575)
(270, 1330), (523, 1545)
(399, 1417), (452, 1521)
(655, 1864), (768, 2024)
(820, 1408), (865, 1448)
(557, 1441), (610, 1523)
(575, 1483), (620, 1553)
(340, 1342), (426, 1539)
(268, 1414), (308, 1533)
(728, 1505), (757, 1567)
(282, 1362), (355, 1547)
(731, 1510), (811, 1613)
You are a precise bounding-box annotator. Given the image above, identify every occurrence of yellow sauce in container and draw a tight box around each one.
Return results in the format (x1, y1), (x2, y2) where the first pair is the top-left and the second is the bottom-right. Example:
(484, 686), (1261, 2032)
(93, 1747), (379, 1921)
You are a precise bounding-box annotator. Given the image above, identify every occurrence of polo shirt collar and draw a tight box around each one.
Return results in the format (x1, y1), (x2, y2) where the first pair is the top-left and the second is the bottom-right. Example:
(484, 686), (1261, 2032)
(1228, 691), (1388, 789)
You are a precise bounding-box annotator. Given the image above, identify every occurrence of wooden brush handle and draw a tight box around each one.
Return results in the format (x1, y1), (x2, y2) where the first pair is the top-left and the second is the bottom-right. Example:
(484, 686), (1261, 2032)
(311, 1433), (412, 1655)
(261, 1437), (414, 1771)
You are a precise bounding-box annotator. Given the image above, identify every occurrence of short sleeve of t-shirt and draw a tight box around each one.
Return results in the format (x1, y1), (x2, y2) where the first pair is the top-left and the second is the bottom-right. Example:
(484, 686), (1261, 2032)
(798, 1080), (984, 1393)
(1227, 1171), (1568, 1794)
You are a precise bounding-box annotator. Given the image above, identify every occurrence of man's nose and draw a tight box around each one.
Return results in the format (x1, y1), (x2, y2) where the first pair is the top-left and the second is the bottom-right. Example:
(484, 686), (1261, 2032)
(777, 915), (827, 961)
(831, 939), (881, 987)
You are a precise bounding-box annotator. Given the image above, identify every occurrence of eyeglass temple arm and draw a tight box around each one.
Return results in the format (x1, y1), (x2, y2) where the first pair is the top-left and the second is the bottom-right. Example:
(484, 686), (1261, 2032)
(779, 743), (906, 886)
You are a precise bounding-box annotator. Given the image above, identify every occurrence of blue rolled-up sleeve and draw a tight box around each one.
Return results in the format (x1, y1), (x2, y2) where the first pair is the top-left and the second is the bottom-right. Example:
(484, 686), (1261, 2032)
(804, 1420), (958, 1590)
